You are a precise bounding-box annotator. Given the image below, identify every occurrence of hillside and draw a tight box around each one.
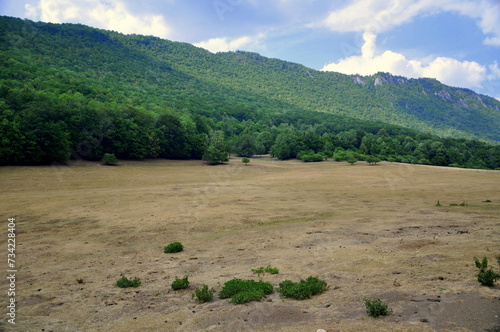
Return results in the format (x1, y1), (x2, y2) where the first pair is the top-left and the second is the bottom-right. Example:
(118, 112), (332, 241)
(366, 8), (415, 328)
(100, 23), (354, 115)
(2, 16), (500, 140)
(0, 16), (499, 168)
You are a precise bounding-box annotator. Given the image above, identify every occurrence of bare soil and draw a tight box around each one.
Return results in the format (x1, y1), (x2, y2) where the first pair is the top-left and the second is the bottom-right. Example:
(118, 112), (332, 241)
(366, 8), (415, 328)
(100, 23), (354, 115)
(1, 157), (499, 331)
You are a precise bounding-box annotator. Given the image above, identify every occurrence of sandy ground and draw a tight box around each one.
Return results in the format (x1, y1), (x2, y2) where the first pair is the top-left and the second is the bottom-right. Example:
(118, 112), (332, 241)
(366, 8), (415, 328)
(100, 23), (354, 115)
(0, 157), (499, 331)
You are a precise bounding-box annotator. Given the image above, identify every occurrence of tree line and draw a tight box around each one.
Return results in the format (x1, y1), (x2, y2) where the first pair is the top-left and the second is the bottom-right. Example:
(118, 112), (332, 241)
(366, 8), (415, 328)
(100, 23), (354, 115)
(1, 85), (498, 169)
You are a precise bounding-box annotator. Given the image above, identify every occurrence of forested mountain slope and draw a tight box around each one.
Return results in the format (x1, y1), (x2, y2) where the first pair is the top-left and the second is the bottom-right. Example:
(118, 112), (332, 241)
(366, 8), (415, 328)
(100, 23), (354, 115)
(0, 16), (499, 168)
(3, 16), (499, 141)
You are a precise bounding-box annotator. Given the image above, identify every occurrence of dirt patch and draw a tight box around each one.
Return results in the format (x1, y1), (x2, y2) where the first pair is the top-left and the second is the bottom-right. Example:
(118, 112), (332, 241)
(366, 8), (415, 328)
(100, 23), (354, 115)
(382, 291), (500, 331)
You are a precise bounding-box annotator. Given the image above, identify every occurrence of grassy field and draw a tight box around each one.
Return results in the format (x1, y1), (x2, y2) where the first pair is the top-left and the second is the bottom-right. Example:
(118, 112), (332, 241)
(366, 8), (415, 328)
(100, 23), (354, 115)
(1, 157), (499, 331)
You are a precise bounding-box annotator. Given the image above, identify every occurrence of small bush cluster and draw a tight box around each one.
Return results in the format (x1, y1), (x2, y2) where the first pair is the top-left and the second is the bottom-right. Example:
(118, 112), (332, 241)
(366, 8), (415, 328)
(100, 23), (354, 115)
(474, 257), (500, 286)
(251, 265), (279, 278)
(164, 241), (184, 253)
(193, 284), (216, 303)
(116, 276), (141, 288)
(219, 278), (274, 304)
(364, 298), (391, 318)
(171, 276), (190, 290)
(298, 150), (327, 162)
(277, 276), (329, 300)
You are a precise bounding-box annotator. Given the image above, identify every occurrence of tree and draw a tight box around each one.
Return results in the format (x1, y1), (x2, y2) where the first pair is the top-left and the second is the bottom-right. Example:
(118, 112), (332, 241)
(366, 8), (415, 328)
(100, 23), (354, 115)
(347, 157), (357, 165)
(203, 130), (228, 165)
(366, 156), (381, 165)
(242, 157), (250, 165)
(271, 131), (300, 160)
(156, 113), (190, 159)
(234, 133), (256, 157)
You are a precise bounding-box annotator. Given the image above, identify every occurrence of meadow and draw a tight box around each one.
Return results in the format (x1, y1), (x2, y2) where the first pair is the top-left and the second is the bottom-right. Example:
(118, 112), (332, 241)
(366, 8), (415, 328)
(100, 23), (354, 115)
(1, 157), (499, 331)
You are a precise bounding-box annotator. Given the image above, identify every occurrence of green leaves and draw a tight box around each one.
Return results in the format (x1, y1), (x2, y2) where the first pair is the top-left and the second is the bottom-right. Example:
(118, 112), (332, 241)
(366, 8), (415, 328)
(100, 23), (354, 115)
(203, 130), (228, 165)
(364, 298), (391, 318)
(164, 242), (184, 253)
(219, 278), (273, 304)
(1, 16), (500, 168)
(251, 265), (279, 277)
(474, 256), (500, 286)
(193, 285), (216, 303)
(116, 276), (141, 288)
(102, 153), (118, 165)
(171, 276), (190, 290)
(277, 276), (328, 300)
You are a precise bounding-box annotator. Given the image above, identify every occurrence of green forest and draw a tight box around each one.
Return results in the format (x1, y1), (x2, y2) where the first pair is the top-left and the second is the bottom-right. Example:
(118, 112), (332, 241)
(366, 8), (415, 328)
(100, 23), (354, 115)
(0, 16), (499, 169)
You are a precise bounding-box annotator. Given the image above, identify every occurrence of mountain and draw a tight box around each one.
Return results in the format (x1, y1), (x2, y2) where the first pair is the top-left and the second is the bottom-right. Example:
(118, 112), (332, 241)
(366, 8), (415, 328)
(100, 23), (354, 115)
(0, 16), (499, 168)
(2, 16), (499, 141)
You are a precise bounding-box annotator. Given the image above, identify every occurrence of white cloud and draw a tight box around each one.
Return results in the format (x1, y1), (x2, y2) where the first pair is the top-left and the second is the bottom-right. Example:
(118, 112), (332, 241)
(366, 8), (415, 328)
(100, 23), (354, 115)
(194, 34), (265, 53)
(25, 0), (171, 38)
(361, 31), (377, 59)
(319, 0), (500, 46)
(322, 32), (500, 89)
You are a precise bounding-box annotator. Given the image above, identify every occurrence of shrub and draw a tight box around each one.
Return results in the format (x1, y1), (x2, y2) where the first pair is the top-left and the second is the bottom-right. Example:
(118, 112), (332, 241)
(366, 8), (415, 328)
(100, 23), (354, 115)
(116, 276), (141, 288)
(219, 278), (273, 304)
(164, 242), (184, 253)
(171, 276), (190, 290)
(300, 153), (325, 162)
(474, 257), (500, 286)
(277, 276), (328, 300)
(230, 289), (266, 304)
(102, 153), (118, 166)
(364, 298), (391, 318)
(193, 284), (215, 303)
(251, 265), (279, 278)
(242, 157), (250, 165)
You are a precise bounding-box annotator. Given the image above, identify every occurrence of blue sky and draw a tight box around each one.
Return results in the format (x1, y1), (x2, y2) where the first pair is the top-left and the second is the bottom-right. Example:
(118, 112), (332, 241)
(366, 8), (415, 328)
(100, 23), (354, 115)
(1, 0), (499, 99)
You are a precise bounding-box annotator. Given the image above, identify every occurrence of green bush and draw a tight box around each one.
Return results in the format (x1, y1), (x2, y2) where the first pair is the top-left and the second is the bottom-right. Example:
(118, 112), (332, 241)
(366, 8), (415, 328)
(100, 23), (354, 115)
(102, 153), (118, 166)
(116, 276), (141, 288)
(164, 242), (184, 253)
(251, 265), (279, 278)
(193, 284), (215, 303)
(219, 278), (273, 304)
(364, 298), (391, 318)
(474, 257), (500, 286)
(301, 153), (325, 162)
(230, 289), (266, 304)
(171, 276), (190, 290)
(277, 276), (328, 300)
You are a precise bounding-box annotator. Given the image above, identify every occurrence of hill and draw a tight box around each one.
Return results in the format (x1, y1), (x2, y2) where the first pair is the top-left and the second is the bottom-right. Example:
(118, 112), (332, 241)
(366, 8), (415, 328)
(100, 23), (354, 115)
(0, 16), (499, 168)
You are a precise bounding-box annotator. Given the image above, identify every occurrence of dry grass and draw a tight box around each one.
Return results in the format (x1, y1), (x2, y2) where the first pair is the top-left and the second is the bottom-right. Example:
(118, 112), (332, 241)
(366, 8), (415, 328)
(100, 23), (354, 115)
(0, 157), (499, 331)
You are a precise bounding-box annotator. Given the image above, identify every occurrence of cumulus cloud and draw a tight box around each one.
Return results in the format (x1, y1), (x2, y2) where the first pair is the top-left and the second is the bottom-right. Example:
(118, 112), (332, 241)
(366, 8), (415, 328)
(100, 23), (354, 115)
(320, 0), (500, 46)
(25, 0), (171, 38)
(322, 32), (500, 89)
(194, 34), (264, 53)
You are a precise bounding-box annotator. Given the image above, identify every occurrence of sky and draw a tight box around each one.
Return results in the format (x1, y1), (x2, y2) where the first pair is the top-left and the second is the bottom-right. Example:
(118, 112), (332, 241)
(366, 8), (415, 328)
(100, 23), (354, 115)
(1, 0), (500, 99)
